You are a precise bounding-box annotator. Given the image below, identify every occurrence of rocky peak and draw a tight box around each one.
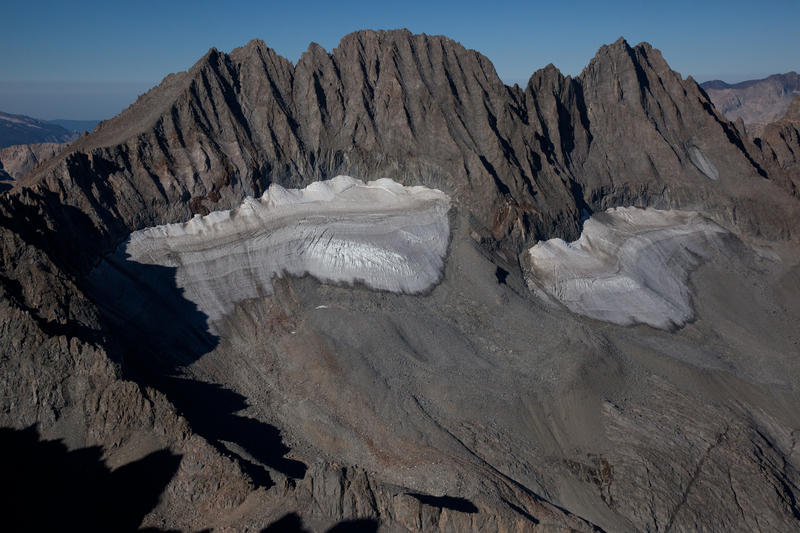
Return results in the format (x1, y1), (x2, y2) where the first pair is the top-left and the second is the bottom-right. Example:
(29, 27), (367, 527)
(242, 38), (268, 53)
(580, 37), (672, 108)
(527, 63), (566, 91)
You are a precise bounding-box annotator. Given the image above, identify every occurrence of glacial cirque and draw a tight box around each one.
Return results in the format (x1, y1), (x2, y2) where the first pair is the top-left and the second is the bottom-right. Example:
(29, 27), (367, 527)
(5, 31), (800, 532)
(94, 176), (450, 325)
(527, 207), (731, 329)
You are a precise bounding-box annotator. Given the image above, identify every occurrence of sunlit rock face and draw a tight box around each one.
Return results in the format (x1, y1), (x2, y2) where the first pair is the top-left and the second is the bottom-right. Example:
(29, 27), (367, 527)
(527, 207), (730, 329)
(108, 176), (450, 324)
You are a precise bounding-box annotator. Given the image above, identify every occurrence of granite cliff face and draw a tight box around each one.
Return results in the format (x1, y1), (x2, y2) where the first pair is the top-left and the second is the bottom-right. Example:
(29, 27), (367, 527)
(1, 31), (799, 532)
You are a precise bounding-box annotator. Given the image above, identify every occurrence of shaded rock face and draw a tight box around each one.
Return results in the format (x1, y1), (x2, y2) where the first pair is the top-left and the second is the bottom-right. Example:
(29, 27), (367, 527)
(0, 426), (181, 532)
(0, 169), (11, 193)
(1, 30), (800, 532)
(0, 141), (68, 180)
(701, 72), (800, 136)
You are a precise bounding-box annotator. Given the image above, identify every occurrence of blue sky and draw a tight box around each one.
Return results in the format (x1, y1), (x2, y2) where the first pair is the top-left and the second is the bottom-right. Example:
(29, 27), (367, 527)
(1, 0), (797, 119)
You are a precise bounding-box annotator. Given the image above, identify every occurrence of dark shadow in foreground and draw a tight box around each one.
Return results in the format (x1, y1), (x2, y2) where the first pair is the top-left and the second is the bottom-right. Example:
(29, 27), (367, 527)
(85, 250), (307, 488)
(261, 512), (379, 533)
(164, 377), (307, 484)
(495, 266), (509, 284)
(407, 492), (479, 513)
(0, 425), (181, 532)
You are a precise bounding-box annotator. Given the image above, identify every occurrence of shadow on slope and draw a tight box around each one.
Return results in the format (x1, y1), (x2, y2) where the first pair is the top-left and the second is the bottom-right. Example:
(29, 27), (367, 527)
(164, 377), (307, 484)
(407, 492), (479, 513)
(85, 251), (306, 487)
(261, 512), (379, 533)
(0, 425), (181, 532)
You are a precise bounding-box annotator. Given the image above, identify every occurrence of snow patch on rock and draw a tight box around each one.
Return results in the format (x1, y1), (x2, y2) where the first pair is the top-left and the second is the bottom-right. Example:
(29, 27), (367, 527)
(527, 207), (730, 329)
(688, 146), (719, 180)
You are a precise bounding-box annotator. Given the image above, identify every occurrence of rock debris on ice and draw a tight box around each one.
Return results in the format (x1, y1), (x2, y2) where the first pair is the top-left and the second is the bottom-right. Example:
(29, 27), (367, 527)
(119, 176), (450, 323)
(527, 207), (730, 329)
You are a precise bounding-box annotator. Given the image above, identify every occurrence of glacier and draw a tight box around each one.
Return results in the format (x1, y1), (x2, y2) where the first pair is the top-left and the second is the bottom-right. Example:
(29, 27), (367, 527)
(99, 176), (450, 325)
(527, 207), (730, 329)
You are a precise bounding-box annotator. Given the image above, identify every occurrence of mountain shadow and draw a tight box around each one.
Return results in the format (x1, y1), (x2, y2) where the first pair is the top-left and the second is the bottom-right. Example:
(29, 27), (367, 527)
(85, 250), (306, 487)
(407, 492), (479, 513)
(163, 377), (307, 484)
(261, 512), (379, 533)
(0, 425), (181, 532)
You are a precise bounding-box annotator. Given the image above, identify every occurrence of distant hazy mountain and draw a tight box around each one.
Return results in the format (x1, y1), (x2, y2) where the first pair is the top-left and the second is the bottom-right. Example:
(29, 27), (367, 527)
(0, 142), (69, 180)
(0, 113), (96, 184)
(46, 119), (100, 134)
(0, 111), (78, 148)
(701, 72), (800, 136)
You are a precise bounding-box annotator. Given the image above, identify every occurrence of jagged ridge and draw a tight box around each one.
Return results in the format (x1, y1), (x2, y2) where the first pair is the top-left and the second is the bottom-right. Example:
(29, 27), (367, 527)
(3, 30), (798, 277)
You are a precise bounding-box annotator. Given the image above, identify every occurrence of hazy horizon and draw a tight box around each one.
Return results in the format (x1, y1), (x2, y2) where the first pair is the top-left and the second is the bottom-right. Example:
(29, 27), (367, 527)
(3, 0), (798, 120)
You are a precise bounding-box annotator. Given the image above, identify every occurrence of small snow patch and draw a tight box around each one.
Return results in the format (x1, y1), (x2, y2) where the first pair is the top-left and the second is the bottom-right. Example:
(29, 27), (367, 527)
(688, 146), (719, 180)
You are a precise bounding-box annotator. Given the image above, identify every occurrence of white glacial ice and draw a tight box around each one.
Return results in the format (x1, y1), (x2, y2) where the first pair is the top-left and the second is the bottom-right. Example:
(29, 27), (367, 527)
(527, 207), (730, 329)
(119, 176), (450, 323)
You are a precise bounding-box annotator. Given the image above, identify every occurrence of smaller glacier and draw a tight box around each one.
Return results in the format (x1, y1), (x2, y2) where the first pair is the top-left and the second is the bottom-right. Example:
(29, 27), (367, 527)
(527, 207), (730, 330)
(103, 176), (450, 325)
